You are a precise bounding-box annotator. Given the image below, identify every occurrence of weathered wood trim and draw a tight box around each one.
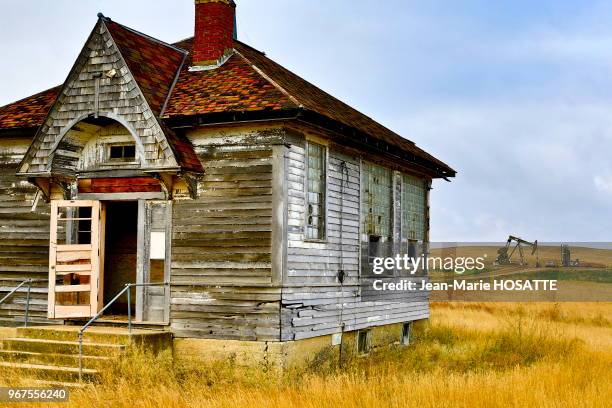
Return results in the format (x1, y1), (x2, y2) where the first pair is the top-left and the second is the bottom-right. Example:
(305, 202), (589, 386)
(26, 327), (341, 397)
(76, 192), (166, 201)
(48, 201), (58, 319)
(357, 159), (363, 292)
(135, 199), (146, 322)
(78, 177), (162, 194)
(271, 144), (287, 287)
(98, 203), (106, 312)
(164, 201), (173, 324)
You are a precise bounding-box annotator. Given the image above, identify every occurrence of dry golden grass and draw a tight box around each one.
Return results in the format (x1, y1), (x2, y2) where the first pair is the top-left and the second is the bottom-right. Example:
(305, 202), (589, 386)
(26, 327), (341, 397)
(4, 302), (611, 408)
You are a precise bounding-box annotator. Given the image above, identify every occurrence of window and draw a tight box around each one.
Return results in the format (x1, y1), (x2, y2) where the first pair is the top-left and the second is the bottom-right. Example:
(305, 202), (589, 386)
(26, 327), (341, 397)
(362, 163), (393, 274)
(401, 174), (426, 242)
(305, 141), (326, 240)
(58, 206), (92, 245)
(108, 144), (136, 161)
(362, 163), (393, 239)
(401, 322), (412, 346)
(357, 330), (372, 354)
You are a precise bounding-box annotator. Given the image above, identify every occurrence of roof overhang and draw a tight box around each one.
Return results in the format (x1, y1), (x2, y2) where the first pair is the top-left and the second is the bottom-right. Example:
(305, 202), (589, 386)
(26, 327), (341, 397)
(0, 127), (39, 139)
(163, 108), (456, 179)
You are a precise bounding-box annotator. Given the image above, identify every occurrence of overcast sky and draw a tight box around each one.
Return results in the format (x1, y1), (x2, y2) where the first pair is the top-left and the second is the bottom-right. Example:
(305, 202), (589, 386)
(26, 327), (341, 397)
(0, 0), (610, 242)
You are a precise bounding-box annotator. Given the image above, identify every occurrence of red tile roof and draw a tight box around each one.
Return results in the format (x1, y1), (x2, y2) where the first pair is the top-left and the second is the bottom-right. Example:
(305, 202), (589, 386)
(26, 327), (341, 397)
(161, 123), (204, 173)
(0, 20), (454, 176)
(105, 20), (186, 116)
(0, 86), (60, 130)
(103, 21), (203, 173)
(164, 38), (453, 175)
(163, 39), (297, 117)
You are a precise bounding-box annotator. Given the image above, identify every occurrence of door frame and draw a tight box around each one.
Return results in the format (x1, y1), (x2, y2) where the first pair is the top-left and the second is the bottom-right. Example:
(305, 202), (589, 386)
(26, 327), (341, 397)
(48, 197), (171, 324)
(135, 200), (172, 324)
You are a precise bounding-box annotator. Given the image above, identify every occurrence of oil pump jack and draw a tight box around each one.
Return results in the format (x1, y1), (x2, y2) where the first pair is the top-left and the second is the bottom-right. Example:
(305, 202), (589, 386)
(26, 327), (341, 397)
(496, 235), (539, 266)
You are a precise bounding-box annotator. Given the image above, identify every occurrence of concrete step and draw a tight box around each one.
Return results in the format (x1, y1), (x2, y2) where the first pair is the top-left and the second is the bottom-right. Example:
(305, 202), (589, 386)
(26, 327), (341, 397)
(0, 349), (114, 369)
(16, 326), (171, 347)
(0, 362), (98, 382)
(0, 325), (172, 384)
(1, 338), (126, 356)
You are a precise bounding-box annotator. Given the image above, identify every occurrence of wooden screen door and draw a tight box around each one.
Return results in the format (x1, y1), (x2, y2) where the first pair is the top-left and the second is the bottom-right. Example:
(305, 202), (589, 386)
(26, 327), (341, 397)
(48, 200), (105, 319)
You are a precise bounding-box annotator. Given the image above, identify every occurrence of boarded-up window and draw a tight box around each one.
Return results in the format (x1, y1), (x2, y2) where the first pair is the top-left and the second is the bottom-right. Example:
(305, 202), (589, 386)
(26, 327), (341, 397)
(401, 174), (426, 241)
(305, 142), (326, 240)
(362, 162), (393, 239)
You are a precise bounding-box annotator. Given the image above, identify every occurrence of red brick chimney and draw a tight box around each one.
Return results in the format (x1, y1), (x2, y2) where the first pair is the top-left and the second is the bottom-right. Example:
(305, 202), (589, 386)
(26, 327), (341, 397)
(193, 0), (236, 67)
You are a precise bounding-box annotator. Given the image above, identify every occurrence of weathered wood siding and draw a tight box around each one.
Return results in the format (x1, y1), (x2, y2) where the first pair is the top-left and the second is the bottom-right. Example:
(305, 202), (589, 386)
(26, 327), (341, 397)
(170, 129), (284, 340)
(0, 138), (50, 325)
(281, 136), (429, 341)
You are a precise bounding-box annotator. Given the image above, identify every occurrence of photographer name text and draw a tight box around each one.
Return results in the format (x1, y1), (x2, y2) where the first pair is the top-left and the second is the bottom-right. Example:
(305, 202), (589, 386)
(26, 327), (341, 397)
(372, 279), (558, 291)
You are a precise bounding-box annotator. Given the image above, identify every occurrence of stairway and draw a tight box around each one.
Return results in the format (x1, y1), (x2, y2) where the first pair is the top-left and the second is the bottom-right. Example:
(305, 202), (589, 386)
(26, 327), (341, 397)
(0, 325), (171, 386)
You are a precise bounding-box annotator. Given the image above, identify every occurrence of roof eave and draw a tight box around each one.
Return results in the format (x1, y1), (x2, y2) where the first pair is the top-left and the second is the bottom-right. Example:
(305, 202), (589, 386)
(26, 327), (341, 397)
(0, 126), (40, 139)
(162, 108), (455, 179)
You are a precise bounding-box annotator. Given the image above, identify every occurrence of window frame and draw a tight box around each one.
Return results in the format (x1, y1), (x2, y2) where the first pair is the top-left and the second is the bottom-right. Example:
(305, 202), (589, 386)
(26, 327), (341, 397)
(106, 142), (137, 163)
(303, 139), (328, 242)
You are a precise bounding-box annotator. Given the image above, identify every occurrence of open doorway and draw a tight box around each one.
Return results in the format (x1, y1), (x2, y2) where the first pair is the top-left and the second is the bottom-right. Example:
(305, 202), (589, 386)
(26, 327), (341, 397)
(103, 201), (138, 317)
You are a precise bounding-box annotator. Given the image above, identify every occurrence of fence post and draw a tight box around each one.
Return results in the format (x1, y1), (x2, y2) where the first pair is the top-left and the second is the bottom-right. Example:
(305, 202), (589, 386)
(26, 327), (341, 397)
(127, 284), (132, 334)
(78, 331), (84, 382)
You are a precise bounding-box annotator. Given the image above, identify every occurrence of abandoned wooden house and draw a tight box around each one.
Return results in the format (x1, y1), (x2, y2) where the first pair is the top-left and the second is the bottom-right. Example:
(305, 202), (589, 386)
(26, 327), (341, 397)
(0, 0), (455, 370)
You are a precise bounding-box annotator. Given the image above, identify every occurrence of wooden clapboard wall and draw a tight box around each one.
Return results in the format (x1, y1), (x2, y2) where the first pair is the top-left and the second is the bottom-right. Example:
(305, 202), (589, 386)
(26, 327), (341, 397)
(170, 128), (283, 340)
(281, 135), (429, 341)
(0, 138), (51, 325)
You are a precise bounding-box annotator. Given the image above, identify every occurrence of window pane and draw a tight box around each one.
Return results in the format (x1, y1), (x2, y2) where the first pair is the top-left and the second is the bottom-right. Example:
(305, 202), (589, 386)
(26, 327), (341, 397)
(401, 174), (426, 241)
(123, 144), (136, 158)
(305, 142), (326, 240)
(362, 162), (392, 239)
(110, 145), (123, 159)
(109, 144), (136, 160)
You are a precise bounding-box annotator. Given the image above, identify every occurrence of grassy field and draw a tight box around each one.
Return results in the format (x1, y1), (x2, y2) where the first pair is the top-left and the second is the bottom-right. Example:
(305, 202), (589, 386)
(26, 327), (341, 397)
(429, 244), (612, 269)
(5, 302), (610, 408)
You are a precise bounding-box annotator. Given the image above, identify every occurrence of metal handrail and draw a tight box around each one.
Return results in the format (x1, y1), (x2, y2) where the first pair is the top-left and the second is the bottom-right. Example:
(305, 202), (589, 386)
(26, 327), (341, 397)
(0, 279), (47, 328)
(77, 281), (170, 381)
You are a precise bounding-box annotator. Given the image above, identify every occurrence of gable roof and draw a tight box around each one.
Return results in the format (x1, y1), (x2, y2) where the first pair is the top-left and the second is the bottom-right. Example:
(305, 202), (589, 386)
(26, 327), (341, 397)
(16, 18), (203, 175)
(103, 20), (202, 173)
(0, 17), (454, 178)
(105, 20), (187, 116)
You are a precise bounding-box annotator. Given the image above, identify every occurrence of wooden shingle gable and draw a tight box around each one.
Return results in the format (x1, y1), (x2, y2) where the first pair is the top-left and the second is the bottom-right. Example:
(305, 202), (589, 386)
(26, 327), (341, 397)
(18, 18), (185, 177)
